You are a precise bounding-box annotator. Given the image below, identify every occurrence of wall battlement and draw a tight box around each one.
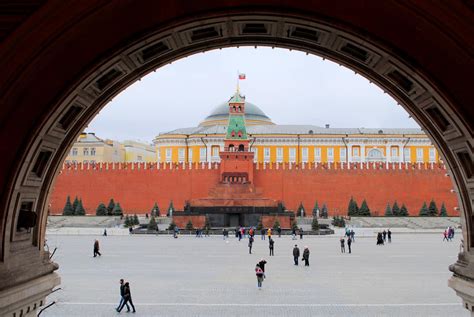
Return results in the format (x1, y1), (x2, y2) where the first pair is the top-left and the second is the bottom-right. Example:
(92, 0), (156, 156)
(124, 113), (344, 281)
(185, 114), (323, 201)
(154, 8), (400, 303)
(51, 162), (457, 217)
(62, 161), (447, 172)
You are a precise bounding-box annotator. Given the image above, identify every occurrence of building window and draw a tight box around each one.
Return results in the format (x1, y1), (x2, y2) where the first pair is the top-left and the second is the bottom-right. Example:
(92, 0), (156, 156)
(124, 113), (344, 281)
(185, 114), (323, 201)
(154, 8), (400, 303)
(276, 147), (283, 163)
(178, 148), (185, 162)
(72, 148), (78, 156)
(327, 147), (334, 162)
(91, 147), (96, 156)
(137, 155), (143, 161)
(353, 147), (360, 157)
(165, 148), (172, 162)
(301, 147), (308, 162)
(289, 147), (296, 162)
(252, 147), (258, 162)
(188, 148), (193, 162)
(264, 147), (270, 162)
(416, 148), (424, 162)
(340, 148), (347, 161)
(83, 148), (89, 156)
(367, 148), (384, 161)
(429, 148), (436, 162)
(404, 148), (411, 162)
(314, 147), (321, 162)
(211, 146), (220, 162)
(199, 147), (206, 162)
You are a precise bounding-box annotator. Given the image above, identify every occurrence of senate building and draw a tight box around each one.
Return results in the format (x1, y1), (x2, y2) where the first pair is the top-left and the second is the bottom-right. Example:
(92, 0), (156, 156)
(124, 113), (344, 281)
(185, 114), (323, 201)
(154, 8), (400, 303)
(154, 91), (440, 166)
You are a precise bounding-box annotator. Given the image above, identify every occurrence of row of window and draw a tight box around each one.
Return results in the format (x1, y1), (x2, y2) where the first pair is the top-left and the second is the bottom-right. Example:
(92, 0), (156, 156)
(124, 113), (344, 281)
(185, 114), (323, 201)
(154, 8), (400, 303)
(64, 160), (96, 164)
(157, 146), (437, 163)
(70, 147), (96, 156)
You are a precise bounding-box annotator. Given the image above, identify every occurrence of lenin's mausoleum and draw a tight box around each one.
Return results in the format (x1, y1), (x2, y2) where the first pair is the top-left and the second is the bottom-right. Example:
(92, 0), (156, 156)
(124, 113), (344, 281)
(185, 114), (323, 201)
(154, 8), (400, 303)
(50, 90), (458, 227)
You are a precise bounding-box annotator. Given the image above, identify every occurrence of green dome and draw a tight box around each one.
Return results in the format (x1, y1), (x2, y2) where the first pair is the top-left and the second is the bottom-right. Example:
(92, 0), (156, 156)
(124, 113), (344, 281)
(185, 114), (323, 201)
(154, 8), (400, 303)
(199, 101), (273, 126)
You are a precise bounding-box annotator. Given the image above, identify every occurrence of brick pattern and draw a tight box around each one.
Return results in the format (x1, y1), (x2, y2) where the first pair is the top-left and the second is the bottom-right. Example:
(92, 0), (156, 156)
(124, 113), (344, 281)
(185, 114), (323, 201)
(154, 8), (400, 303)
(50, 163), (457, 217)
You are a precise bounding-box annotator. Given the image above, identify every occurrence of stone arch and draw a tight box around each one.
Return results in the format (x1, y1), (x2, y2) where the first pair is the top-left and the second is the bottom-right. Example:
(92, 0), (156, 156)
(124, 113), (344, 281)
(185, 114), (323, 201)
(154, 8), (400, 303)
(0, 2), (472, 315)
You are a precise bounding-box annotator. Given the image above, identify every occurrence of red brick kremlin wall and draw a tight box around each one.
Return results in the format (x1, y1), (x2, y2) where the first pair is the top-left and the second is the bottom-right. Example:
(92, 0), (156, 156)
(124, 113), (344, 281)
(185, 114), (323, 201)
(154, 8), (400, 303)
(49, 162), (458, 216)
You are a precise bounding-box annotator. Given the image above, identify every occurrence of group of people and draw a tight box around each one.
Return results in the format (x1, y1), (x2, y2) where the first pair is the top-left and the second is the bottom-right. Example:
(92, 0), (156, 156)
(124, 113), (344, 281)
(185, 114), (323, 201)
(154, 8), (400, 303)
(443, 226), (455, 241)
(339, 236), (352, 253)
(292, 244), (310, 266)
(376, 229), (392, 245)
(291, 227), (304, 240)
(116, 279), (136, 313)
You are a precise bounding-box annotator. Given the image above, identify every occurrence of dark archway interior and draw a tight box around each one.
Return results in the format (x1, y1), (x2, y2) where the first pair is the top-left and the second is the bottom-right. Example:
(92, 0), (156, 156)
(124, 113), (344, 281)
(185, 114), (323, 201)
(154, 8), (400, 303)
(0, 1), (472, 315)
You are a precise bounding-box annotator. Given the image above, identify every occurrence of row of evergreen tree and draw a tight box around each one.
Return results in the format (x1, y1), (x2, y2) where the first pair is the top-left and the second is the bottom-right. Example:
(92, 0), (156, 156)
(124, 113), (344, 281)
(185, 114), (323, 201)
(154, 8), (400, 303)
(62, 196), (86, 215)
(296, 201), (329, 218)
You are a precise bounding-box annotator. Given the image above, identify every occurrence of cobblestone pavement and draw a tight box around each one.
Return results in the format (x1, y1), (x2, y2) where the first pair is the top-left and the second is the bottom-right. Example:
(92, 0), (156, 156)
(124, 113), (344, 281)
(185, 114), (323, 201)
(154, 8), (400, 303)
(41, 233), (468, 316)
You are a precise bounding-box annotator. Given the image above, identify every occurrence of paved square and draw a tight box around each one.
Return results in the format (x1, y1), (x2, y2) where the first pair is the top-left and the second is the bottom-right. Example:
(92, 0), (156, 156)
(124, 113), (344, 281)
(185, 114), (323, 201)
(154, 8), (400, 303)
(41, 232), (468, 316)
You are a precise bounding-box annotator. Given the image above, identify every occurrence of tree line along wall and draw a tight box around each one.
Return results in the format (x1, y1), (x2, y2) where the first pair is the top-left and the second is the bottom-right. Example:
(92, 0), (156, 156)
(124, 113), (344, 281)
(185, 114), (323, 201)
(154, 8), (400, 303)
(49, 162), (458, 216)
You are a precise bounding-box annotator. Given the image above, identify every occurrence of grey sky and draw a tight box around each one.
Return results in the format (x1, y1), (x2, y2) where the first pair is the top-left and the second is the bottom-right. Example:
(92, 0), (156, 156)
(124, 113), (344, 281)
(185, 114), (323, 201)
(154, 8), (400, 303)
(86, 47), (419, 143)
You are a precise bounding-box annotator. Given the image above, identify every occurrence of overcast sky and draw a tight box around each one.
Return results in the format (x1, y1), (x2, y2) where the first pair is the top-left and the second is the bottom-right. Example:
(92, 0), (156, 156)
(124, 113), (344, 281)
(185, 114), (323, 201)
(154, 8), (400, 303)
(86, 47), (419, 143)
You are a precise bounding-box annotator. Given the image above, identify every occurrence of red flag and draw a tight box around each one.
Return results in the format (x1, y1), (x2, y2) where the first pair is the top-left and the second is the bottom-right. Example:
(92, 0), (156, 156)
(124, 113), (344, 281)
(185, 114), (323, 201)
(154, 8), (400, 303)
(238, 73), (246, 80)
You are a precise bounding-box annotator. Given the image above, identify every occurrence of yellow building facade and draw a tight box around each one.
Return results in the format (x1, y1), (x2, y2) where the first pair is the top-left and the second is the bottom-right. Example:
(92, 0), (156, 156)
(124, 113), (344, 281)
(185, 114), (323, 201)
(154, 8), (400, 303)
(154, 98), (440, 164)
(65, 133), (155, 164)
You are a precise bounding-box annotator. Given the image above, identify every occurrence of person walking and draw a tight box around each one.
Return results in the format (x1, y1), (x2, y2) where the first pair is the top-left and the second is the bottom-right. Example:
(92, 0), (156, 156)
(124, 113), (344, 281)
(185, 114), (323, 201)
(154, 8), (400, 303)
(117, 282), (136, 313)
(293, 244), (300, 265)
(103, 228), (107, 236)
(347, 236), (352, 254)
(116, 279), (130, 312)
(340, 237), (345, 253)
(269, 237), (274, 256)
(267, 228), (272, 239)
(292, 228), (297, 240)
(93, 239), (101, 257)
(387, 229), (392, 243)
(255, 263), (264, 289)
(261, 228), (266, 240)
(350, 229), (355, 242)
(248, 235), (254, 254)
(258, 258), (267, 278)
(277, 226), (281, 238)
(377, 232), (384, 245)
(223, 228), (227, 240)
(443, 229), (449, 242)
(382, 230), (387, 243)
(302, 246), (310, 266)
(299, 227), (304, 240)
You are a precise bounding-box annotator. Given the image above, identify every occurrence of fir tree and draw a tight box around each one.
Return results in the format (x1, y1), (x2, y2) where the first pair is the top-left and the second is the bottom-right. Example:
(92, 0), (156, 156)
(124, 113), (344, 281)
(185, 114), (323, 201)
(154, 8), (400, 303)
(428, 199), (439, 217)
(96, 203), (107, 216)
(311, 217), (319, 231)
(133, 214), (139, 225)
(419, 202), (430, 216)
(185, 220), (194, 230)
(297, 202), (305, 217)
(113, 202), (123, 216)
(348, 197), (359, 216)
(124, 215), (131, 227)
(400, 203), (409, 216)
(291, 219), (298, 231)
(168, 221), (176, 231)
(151, 202), (160, 217)
(312, 201), (320, 217)
(203, 215), (211, 231)
(107, 199), (115, 216)
(385, 203), (393, 217)
(256, 217), (263, 231)
(321, 204), (328, 218)
(63, 195), (74, 215)
(167, 200), (175, 217)
(75, 199), (86, 215)
(392, 201), (400, 216)
(273, 219), (281, 230)
(439, 202), (448, 217)
(147, 216), (157, 231)
(359, 199), (371, 216)
(72, 196), (79, 215)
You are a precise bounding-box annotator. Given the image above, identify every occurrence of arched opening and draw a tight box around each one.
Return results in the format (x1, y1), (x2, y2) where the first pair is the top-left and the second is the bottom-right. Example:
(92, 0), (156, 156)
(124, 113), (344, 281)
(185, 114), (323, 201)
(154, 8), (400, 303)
(238, 144), (245, 152)
(0, 2), (472, 316)
(367, 149), (385, 162)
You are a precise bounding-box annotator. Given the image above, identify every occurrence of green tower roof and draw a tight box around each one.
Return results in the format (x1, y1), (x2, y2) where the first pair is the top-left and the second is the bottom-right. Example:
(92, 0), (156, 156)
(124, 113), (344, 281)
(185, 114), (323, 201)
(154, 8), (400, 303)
(226, 115), (248, 139)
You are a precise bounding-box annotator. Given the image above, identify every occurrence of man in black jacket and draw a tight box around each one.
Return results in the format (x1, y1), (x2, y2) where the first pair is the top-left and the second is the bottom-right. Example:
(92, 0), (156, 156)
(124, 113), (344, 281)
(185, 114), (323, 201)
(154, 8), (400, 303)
(269, 237), (275, 256)
(293, 245), (300, 265)
(117, 282), (136, 313)
(116, 279), (130, 312)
